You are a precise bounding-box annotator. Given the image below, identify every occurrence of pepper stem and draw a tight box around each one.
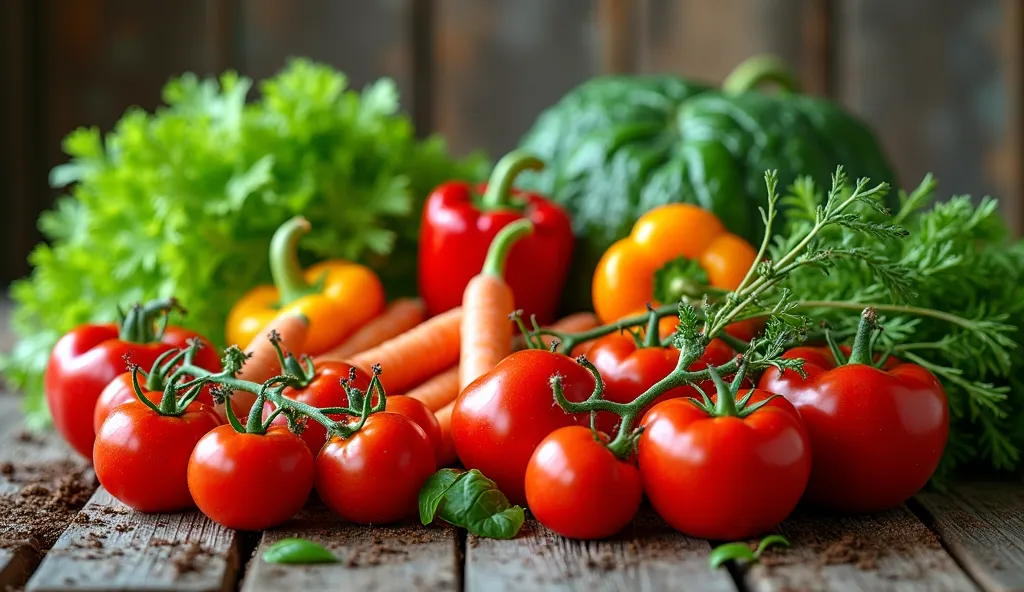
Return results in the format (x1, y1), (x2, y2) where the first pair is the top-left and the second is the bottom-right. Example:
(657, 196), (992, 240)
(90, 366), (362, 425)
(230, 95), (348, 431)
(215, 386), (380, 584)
(481, 219), (534, 277)
(271, 216), (317, 306)
(722, 55), (801, 95)
(479, 150), (544, 211)
(845, 308), (879, 366)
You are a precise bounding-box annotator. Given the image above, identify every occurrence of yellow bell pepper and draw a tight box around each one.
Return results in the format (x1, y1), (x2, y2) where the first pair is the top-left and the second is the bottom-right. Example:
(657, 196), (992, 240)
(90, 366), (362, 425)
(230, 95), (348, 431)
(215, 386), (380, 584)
(226, 216), (385, 355)
(592, 203), (757, 325)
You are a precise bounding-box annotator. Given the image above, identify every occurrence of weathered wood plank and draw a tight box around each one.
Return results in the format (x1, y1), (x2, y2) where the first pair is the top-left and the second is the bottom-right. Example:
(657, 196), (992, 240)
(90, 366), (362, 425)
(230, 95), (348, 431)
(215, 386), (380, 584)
(914, 482), (1024, 592)
(434, 0), (597, 157)
(239, 0), (413, 109)
(836, 0), (1010, 213)
(743, 506), (978, 592)
(241, 504), (459, 592)
(26, 488), (240, 592)
(465, 511), (735, 592)
(645, 0), (826, 92)
(0, 396), (92, 590)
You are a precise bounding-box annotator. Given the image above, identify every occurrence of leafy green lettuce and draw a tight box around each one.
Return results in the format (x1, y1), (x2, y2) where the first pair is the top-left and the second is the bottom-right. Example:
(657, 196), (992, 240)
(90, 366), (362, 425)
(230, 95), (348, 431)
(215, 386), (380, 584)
(3, 59), (487, 425)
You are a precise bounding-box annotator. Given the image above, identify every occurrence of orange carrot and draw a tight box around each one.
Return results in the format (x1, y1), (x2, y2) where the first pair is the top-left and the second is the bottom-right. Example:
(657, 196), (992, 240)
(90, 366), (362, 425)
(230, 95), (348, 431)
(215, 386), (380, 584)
(217, 311), (309, 424)
(238, 311), (309, 382)
(434, 401), (459, 467)
(459, 219), (534, 391)
(350, 307), (462, 394)
(316, 298), (427, 362)
(512, 311), (600, 354)
(406, 367), (459, 412)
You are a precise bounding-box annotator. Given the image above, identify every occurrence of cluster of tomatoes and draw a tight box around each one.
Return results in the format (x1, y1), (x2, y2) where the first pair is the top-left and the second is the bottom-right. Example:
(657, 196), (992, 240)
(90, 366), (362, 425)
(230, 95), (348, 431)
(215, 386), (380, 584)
(45, 311), (446, 531)
(451, 320), (951, 541)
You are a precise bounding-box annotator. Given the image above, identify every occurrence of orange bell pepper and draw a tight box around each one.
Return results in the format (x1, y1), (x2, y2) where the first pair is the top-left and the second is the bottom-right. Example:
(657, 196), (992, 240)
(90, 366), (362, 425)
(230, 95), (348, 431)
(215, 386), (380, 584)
(592, 204), (757, 325)
(226, 216), (385, 355)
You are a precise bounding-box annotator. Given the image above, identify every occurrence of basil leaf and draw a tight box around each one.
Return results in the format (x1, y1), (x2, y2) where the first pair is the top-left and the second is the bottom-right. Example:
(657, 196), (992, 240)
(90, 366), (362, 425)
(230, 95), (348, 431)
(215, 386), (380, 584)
(418, 468), (465, 525)
(436, 469), (524, 540)
(263, 538), (337, 564)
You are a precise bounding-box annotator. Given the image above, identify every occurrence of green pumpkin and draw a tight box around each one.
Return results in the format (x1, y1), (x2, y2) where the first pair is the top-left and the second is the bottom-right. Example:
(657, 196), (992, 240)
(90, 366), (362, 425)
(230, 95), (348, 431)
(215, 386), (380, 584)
(517, 56), (898, 313)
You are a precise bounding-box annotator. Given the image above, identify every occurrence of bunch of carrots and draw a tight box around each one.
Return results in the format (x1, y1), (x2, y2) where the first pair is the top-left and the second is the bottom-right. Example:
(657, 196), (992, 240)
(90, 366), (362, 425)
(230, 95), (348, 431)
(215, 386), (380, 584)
(233, 222), (598, 467)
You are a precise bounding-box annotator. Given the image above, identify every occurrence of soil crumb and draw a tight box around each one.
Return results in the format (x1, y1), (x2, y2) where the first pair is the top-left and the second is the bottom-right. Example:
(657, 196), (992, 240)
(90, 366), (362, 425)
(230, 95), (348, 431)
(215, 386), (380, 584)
(0, 459), (95, 551)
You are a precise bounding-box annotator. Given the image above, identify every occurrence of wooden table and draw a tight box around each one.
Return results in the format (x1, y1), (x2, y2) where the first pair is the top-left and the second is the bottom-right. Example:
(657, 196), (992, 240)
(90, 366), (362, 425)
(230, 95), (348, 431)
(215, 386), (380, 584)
(0, 396), (1022, 592)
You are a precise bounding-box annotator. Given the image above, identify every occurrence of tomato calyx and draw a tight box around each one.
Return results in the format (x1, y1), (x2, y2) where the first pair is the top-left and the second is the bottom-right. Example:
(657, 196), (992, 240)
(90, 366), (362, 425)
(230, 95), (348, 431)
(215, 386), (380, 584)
(125, 344), (213, 417)
(687, 358), (778, 419)
(116, 297), (185, 344)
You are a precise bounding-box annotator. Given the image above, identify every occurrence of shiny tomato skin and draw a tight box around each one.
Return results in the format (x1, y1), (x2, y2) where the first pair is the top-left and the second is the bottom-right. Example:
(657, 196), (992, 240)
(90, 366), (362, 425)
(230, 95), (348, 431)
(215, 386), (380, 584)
(93, 372), (217, 434)
(188, 425), (314, 530)
(525, 426), (642, 540)
(451, 349), (594, 505)
(638, 392), (811, 540)
(45, 324), (221, 460)
(94, 400), (221, 513)
(759, 350), (948, 512)
(588, 336), (735, 434)
(262, 361), (371, 455)
(315, 412), (436, 524)
(385, 395), (443, 463)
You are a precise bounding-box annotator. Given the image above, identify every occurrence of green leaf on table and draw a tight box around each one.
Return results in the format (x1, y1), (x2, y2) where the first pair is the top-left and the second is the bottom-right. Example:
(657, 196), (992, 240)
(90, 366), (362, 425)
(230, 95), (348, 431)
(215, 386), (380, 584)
(417, 468), (525, 540)
(263, 538), (337, 565)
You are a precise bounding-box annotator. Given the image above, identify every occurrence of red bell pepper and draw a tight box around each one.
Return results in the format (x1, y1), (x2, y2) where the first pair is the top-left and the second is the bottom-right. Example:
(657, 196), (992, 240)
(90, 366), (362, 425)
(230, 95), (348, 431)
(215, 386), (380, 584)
(417, 150), (574, 324)
(44, 298), (222, 460)
(758, 308), (949, 513)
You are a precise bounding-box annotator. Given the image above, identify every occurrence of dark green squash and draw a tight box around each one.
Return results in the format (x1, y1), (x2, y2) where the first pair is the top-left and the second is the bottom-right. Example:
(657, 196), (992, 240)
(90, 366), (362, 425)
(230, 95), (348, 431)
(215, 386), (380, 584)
(517, 56), (898, 312)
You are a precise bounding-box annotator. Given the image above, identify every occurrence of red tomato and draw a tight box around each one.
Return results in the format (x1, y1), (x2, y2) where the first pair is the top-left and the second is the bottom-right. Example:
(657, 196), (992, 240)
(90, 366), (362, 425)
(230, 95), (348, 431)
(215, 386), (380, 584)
(93, 400), (221, 513)
(261, 361), (372, 455)
(93, 372), (216, 434)
(315, 412), (435, 524)
(188, 425), (314, 530)
(758, 346), (948, 512)
(525, 426), (642, 539)
(638, 391), (811, 540)
(45, 321), (221, 460)
(451, 349), (594, 505)
(385, 395), (443, 463)
(588, 336), (736, 434)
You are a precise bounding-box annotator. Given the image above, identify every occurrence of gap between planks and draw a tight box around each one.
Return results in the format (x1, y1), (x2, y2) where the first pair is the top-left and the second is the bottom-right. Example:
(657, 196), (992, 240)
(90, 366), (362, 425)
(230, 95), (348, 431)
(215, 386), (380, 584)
(0, 396), (93, 590)
(25, 487), (240, 592)
(913, 482), (1024, 592)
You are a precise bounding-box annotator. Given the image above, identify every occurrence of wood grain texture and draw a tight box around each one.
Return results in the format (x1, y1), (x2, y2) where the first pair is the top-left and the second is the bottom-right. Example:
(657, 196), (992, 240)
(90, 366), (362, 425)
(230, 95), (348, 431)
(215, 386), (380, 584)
(836, 0), (1009, 211)
(645, 0), (826, 91)
(0, 397), (90, 590)
(26, 488), (240, 592)
(241, 504), (458, 592)
(434, 0), (597, 157)
(464, 511), (735, 592)
(240, 0), (412, 108)
(914, 482), (1024, 592)
(999, 0), (1023, 234)
(0, 0), (39, 285)
(743, 506), (977, 592)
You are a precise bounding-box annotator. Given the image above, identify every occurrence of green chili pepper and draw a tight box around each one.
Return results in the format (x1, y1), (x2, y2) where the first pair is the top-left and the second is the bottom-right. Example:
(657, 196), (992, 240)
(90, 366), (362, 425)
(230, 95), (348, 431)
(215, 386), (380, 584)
(262, 538), (337, 565)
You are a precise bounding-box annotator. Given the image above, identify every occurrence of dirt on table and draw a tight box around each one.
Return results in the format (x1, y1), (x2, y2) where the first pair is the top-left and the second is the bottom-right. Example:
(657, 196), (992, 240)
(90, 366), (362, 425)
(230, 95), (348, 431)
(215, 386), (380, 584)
(0, 459), (95, 551)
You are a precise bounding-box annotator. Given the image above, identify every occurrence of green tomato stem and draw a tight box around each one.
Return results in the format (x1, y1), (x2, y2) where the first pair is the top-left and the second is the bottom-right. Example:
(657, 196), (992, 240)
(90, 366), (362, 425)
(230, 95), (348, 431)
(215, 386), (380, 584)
(271, 216), (316, 307)
(845, 307), (879, 366)
(479, 150), (544, 211)
(709, 366), (738, 417)
(482, 219), (534, 278)
(118, 298), (181, 344)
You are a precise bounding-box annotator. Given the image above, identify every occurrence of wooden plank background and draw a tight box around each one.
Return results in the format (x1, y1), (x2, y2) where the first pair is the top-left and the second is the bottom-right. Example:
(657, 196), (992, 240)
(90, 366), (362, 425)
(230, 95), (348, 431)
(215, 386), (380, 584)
(1, 0), (1021, 286)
